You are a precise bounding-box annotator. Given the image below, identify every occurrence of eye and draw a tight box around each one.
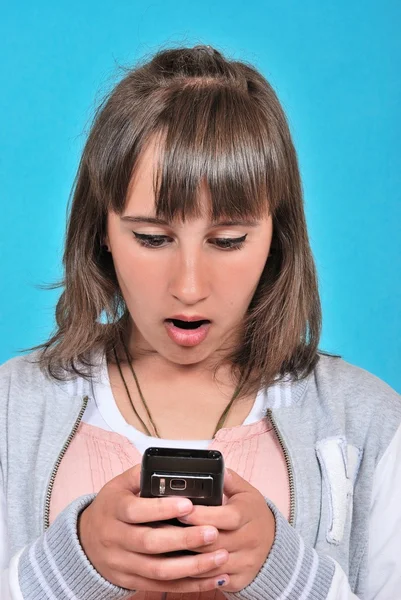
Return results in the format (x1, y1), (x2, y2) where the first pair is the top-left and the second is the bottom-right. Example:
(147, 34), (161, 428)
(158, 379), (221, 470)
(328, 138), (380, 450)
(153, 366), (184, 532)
(210, 234), (247, 250)
(133, 233), (172, 248)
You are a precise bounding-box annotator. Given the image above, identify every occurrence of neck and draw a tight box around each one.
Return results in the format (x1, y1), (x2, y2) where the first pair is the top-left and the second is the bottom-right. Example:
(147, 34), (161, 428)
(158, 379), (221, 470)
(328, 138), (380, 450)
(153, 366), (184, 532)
(108, 337), (254, 440)
(116, 324), (239, 392)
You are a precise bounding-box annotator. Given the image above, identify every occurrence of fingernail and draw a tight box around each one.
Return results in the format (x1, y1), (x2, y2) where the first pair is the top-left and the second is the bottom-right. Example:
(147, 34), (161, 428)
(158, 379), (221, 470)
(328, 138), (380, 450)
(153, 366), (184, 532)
(203, 528), (217, 543)
(216, 578), (228, 587)
(214, 550), (228, 566)
(177, 500), (192, 515)
(178, 515), (191, 523)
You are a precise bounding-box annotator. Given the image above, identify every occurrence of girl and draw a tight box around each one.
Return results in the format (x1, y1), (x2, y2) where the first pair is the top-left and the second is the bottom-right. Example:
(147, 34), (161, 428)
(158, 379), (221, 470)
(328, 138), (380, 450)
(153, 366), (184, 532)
(1, 45), (400, 600)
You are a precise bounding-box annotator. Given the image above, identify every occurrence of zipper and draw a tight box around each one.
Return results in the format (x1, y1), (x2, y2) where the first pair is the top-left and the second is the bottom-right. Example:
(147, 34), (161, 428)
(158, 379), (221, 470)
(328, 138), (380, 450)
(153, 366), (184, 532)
(43, 395), (89, 530)
(266, 408), (296, 527)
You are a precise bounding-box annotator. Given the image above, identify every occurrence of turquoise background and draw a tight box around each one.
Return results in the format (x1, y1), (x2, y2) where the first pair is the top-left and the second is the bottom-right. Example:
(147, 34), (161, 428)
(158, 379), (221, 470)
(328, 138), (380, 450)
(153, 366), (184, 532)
(1, 1), (400, 391)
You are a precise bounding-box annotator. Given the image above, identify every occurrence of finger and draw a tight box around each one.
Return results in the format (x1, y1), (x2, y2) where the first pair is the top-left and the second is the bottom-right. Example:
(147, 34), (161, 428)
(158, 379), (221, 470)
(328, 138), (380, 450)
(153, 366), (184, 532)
(116, 493), (193, 524)
(191, 550), (242, 578)
(178, 503), (245, 530)
(117, 569), (230, 594)
(109, 463), (142, 494)
(223, 468), (253, 498)
(122, 523), (220, 554)
(190, 529), (245, 554)
(130, 547), (229, 581)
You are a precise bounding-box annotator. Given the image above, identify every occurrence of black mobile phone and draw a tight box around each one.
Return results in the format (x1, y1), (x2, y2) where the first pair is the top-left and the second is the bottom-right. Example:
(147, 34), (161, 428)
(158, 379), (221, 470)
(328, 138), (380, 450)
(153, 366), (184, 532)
(140, 446), (224, 506)
(140, 447), (224, 556)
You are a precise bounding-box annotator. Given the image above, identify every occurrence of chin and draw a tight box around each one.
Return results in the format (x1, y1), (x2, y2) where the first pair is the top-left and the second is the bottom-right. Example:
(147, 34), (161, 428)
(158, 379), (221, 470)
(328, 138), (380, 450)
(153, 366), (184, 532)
(160, 344), (218, 366)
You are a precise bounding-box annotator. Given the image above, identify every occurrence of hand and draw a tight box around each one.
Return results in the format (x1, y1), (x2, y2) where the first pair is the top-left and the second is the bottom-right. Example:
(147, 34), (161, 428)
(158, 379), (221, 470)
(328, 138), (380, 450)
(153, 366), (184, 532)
(78, 464), (230, 593)
(178, 468), (276, 593)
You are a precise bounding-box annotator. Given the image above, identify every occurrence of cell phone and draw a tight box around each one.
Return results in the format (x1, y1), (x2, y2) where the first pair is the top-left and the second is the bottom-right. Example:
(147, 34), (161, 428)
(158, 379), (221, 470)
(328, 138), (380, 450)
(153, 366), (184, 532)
(140, 446), (224, 506)
(140, 447), (224, 556)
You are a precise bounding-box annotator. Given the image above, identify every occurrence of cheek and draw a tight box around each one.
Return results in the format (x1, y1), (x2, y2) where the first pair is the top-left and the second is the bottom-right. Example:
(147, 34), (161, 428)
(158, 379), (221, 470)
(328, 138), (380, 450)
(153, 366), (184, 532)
(215, 252), (267, 305)
(113, 249), (163, 302)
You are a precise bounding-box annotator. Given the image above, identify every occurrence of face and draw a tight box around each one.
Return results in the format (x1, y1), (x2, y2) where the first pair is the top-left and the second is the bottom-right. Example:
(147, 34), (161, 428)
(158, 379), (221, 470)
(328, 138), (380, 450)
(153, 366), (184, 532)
(105, 140), (273, 368)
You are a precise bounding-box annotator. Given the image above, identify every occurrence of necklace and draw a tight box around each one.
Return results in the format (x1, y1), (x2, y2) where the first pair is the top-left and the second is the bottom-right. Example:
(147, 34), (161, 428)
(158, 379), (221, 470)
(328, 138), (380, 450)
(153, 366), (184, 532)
(112, 338), (242, 439)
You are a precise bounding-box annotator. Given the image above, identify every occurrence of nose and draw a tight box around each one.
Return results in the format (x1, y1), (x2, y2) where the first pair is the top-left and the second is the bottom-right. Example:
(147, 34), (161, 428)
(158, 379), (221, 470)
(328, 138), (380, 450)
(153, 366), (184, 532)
(168, 247), (210, 306)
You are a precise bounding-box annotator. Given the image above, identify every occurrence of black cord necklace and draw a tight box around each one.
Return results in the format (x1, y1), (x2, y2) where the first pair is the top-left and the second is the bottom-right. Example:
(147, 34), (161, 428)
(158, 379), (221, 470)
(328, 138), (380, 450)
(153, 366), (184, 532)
(112, 338), (242, 439)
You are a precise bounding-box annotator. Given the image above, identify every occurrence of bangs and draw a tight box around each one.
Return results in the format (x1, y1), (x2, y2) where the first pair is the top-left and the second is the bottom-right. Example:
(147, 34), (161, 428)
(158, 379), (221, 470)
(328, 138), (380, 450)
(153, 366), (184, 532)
(148, 82), (286, 222)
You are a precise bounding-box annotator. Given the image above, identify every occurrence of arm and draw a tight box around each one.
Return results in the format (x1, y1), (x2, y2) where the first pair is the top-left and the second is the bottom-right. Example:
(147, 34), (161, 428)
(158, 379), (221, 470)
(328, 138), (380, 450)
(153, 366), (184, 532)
(224, 423), (401, 600)
(0, 358), (134, 599)
(1, 493), (134, 600)
(1, 550), (24, 600)
(366, 421), (401, 597)
(0, 484), (24, 600)
(223, 501), (352, 600)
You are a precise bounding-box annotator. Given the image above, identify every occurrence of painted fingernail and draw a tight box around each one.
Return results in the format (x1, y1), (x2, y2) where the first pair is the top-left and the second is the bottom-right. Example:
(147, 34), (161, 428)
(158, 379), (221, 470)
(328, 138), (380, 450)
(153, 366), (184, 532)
(214, 550), (228, 566)
(177, 500), (192, 515)
(203, 528), (217, 543)
(216, 578), (227, 587)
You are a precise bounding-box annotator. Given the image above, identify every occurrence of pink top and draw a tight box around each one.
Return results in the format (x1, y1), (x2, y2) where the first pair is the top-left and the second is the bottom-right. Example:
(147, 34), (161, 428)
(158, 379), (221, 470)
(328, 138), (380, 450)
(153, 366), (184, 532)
(50, 419), (290, 599)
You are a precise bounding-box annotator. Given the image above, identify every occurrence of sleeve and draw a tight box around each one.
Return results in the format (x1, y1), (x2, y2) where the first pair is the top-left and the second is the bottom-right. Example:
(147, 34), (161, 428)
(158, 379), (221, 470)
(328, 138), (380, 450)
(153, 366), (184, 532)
(366, 421), (401, 597)
(0, 485), (9, 570)
(0, 483), (23, 600)
(1, 494), (136, 600)
(224, 423), (401, 600)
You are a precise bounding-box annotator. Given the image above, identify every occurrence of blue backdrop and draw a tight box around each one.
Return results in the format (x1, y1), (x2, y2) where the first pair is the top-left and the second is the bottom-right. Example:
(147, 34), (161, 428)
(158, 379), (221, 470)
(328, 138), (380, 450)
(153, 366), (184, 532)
(1, 1), (400, 391)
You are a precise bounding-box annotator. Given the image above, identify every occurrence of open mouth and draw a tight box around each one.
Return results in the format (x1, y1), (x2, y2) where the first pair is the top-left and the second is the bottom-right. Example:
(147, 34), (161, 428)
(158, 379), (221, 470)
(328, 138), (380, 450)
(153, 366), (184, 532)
(166, 318), (210, 330)
(164, 318), (212, 347)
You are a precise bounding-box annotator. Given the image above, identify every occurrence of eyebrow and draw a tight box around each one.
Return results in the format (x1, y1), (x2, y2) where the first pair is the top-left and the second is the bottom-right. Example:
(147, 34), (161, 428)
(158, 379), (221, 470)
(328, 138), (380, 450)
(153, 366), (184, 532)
(120, 216), (259, 227)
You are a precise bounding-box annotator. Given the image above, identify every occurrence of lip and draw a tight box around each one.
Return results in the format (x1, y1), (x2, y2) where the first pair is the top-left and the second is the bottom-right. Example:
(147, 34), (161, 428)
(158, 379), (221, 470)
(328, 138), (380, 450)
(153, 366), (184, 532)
(164, 319), (211, 347)
(167, 314), (211, 322)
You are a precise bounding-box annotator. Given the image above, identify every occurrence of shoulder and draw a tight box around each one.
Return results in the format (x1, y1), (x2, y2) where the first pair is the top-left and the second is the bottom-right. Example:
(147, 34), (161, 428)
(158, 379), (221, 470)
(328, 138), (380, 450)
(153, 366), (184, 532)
(0, 350), (60, 393)
(0, 351), (98, 452)
(314, 353), (401, 410)
(0, 349), (94, 405)
(311, 353), (401, 453)
(0, 350), (46, 391)
(1, 349), (45, 375)
(314, 353), (401, 408)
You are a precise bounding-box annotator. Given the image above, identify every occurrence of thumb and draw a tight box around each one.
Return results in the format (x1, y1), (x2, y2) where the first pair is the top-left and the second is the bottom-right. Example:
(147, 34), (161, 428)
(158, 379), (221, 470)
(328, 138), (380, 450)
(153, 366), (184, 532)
(112, 463), (142, 495)
(223, 467), (252, 498)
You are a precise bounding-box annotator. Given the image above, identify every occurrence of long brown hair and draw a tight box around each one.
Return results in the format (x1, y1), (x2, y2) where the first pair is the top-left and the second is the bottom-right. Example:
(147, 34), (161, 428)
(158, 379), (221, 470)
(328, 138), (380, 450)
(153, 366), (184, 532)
(25, 45), (322, 398)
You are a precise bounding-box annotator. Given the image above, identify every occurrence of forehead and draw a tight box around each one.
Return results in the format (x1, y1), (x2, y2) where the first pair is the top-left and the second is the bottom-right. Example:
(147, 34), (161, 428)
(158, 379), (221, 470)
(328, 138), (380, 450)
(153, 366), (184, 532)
(124, 139), (158, 213)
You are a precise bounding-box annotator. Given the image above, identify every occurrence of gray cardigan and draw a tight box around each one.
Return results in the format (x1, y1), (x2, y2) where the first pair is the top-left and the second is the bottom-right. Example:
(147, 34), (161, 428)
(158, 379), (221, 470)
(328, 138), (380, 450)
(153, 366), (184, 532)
(1, 350), (400, 599)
